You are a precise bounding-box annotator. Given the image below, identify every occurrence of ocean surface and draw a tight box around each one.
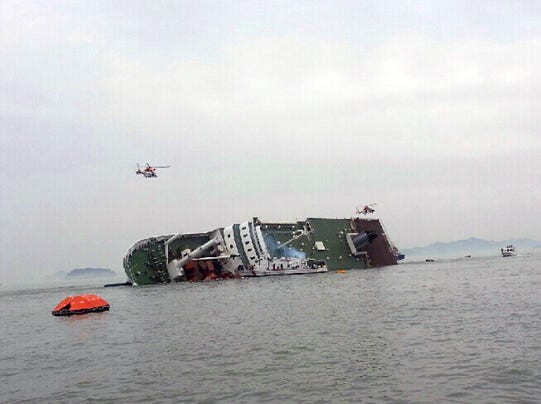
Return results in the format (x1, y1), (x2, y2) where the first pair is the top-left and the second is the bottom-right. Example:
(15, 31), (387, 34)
(2, 253), (541, 403)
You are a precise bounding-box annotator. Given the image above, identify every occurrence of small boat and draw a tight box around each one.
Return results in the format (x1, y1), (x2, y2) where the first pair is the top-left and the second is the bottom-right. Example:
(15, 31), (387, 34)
(501, 245), (517, 257)
(239, 258), (327, 277)
(52, 294), (110, 316)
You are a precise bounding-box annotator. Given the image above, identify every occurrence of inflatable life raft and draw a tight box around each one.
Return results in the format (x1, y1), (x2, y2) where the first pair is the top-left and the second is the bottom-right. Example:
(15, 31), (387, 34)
(52, 294), (110, 316)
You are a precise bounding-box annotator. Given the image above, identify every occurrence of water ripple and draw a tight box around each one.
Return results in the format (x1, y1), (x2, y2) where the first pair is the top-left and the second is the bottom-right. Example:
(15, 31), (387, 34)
(2, 254), (541, 402)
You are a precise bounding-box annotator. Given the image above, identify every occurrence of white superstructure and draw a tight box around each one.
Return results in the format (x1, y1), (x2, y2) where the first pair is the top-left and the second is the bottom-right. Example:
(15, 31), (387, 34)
(501, 245), (517, 257)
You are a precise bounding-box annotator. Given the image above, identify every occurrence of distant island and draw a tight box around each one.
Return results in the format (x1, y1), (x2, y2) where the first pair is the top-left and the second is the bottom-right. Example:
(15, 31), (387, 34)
(402, 237), (541, 258)
(66, 268), (116, 278)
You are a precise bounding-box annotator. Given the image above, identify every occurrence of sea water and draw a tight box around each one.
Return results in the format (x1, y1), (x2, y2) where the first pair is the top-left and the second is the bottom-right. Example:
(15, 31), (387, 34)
(1, 253), (541, 403)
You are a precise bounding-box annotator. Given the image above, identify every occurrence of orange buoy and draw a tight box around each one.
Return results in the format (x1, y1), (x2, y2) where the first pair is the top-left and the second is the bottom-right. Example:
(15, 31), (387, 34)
(336, 270), (347, 274)
(52, 294), (110, 316)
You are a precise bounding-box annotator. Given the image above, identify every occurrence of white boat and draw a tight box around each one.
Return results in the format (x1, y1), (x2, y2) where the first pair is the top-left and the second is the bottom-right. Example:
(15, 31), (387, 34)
(239, 257), (328, 277)
(501, 245), (517, 257)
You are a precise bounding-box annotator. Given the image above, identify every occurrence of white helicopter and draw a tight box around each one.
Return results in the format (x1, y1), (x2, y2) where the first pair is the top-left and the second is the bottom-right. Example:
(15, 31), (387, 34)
(136, 163), (170, 178)
(356, 203), (376, 215)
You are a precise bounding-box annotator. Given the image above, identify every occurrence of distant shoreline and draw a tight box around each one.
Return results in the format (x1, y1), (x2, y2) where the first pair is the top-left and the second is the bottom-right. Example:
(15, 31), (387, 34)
(65, 268), (116, 278)
(402, 237), (541, 258)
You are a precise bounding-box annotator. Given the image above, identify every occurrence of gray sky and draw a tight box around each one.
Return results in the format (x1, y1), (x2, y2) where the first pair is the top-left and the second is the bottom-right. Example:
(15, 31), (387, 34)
(1, 0), (540, 283)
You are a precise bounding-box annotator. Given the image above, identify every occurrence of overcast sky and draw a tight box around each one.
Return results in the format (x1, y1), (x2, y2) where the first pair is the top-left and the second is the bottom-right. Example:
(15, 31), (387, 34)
(1, 0), (540, 283)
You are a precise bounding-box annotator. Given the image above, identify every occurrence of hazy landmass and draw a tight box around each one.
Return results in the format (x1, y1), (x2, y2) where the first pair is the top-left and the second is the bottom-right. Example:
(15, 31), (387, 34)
(403, 238), (541, 258)
(65, 268), (116, 278)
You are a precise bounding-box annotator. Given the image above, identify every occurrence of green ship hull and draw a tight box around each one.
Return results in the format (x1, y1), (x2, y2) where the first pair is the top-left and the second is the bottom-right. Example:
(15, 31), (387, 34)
(123, 217), (398, 285)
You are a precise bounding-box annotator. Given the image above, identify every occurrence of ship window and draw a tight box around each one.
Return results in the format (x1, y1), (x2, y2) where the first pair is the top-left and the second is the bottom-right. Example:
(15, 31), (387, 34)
(247, 248), (253, 252)
(227, 234), (231, 238)
(230, 244), (234, 249)
(245, 241), (250, 245)
(250, 256), (256, 260)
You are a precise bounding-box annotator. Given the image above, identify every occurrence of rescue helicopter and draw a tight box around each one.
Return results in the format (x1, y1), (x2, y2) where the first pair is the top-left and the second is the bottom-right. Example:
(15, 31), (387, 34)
(136, 163), (170, 178)
(356, 203), (376, 215)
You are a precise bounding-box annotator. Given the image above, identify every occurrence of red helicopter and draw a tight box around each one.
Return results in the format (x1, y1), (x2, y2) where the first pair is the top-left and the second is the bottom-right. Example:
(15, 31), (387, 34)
(356, 203), (376, 215)
(136, 163), (170, 178)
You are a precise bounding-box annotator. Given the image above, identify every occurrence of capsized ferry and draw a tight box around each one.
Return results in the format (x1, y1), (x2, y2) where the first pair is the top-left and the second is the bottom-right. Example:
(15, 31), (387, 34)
(123, 216), (399, 285)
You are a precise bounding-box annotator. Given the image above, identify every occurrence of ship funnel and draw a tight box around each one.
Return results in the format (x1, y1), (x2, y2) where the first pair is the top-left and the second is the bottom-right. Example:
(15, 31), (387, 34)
(346, 231), (378, 255)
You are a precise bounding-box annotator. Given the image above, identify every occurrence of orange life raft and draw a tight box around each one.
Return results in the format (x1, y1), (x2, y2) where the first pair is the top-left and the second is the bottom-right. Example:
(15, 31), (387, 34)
(52, 294), (110, 316)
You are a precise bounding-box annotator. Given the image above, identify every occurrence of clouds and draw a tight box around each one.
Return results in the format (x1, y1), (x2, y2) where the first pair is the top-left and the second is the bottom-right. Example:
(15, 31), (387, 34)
(98, 33), (541, 159)
(1, 1), (540, 283)
(77, 31), (541, 247)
